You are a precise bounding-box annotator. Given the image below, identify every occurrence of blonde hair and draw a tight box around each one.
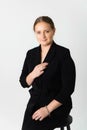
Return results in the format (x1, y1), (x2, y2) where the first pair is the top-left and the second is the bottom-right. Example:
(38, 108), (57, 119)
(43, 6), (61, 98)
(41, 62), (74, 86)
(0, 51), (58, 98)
(33, 16), (55, 31)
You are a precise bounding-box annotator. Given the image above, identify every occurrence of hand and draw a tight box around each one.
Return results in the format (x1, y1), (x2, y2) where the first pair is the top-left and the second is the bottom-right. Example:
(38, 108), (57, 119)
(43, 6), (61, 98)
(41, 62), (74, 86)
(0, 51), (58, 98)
(31, 62), (48, 79)
(32, 106), (49, 121)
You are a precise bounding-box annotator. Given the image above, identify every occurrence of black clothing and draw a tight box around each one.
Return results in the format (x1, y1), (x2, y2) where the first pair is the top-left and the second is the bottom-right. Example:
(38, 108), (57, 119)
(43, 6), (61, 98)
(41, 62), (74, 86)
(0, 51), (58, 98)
(19, 41), (76, 130)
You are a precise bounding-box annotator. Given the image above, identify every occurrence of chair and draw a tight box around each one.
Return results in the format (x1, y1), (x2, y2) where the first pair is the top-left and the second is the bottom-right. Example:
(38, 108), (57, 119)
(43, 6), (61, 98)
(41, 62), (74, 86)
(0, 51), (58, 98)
(55, 115), (73, 130)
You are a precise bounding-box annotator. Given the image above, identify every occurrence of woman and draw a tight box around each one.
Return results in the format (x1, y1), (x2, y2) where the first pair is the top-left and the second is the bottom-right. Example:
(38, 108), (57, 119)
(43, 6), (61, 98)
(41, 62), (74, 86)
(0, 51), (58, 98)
(19, 16), (76, 130)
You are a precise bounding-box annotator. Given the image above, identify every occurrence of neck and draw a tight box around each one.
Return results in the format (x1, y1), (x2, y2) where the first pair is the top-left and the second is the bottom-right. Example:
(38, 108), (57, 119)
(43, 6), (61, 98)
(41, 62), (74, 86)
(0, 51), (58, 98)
(41, 42), (53, 52)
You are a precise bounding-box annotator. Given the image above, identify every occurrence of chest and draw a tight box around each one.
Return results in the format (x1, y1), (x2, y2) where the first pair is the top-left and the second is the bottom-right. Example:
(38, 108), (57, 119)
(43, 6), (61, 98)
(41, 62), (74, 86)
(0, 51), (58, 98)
(28, 53), (61, 81)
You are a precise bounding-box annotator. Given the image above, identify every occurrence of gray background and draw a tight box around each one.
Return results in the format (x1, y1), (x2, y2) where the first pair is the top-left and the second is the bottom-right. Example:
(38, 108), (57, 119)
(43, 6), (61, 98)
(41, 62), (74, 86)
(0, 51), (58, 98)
(0, 0), (87, 130)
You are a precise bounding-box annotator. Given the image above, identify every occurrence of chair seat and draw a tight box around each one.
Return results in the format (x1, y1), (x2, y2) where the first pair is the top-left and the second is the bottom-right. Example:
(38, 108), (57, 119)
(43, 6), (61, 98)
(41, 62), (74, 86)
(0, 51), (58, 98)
(60, 115), (72, 127)
(55, 115), (73, 130)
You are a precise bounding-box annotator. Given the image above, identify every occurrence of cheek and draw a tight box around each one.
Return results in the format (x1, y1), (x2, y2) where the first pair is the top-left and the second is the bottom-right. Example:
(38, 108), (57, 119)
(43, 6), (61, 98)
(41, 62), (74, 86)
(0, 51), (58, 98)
(35, 35), (41, 40)
(47, 31), (54, 37)
(48, 34), (54, 39)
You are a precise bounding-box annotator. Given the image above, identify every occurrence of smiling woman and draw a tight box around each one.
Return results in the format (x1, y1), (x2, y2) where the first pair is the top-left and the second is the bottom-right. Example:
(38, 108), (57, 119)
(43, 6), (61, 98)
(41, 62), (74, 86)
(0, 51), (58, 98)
(34, 22), (55, 46)
(33, 16), (55, 63)
(33, 17), (55, 48)
(19, 16), (76, 130)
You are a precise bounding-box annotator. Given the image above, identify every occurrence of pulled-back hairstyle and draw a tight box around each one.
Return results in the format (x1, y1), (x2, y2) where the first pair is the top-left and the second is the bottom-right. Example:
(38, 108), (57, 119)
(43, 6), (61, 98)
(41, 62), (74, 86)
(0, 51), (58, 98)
(33, 16), (55, 31)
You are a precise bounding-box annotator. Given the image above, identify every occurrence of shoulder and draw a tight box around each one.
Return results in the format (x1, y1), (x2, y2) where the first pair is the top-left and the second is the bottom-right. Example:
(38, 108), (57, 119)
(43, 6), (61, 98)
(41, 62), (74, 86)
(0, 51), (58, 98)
(54, 42), (75, 69)
(26, 45), (39, 56)
(54, 42), (70, 58)
(55, 42), (69, 52)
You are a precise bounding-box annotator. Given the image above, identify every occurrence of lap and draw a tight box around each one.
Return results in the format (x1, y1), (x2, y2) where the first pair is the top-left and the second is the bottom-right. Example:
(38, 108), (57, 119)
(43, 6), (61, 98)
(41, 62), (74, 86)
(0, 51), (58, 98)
(21, 106), (70, 130)
(22, 115), (54, 130)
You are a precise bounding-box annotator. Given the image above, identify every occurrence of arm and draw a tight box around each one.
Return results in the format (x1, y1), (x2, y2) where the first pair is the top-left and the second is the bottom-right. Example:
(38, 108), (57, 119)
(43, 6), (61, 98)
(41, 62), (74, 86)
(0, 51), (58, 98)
(26, 62), (48, 85)
(54, 49), (76, 104)
(26, 72), (35, 86)
(19, 51), (48, 88)
(46, 49), (76, 113)
(46, 99), (62, 113)
(19, 51), (31, 88)
(32, 99), (62, 121)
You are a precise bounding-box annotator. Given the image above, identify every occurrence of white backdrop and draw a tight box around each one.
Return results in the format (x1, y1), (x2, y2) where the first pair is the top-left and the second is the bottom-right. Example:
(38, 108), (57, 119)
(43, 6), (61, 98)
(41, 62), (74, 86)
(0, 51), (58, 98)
(0, 0), (87, 130)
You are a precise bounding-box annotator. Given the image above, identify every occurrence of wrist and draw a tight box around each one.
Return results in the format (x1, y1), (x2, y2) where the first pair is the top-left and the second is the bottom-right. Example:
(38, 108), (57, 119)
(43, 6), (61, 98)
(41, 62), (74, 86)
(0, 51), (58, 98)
(46, 104), (53, 113)
(30, 71), (36, 80)
(26, 72), (35, 85)
(45, 106), (51, 117)
(46, 100), (62, 113)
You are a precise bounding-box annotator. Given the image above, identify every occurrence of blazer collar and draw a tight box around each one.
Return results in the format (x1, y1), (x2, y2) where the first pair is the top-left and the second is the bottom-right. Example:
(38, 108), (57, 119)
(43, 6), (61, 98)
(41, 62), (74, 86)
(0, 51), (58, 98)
(38, 41), (56, 64)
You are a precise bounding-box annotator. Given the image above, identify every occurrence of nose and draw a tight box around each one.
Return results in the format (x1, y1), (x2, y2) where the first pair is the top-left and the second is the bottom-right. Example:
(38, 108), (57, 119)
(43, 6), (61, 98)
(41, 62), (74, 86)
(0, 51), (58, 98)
(42, 32), (46, 39)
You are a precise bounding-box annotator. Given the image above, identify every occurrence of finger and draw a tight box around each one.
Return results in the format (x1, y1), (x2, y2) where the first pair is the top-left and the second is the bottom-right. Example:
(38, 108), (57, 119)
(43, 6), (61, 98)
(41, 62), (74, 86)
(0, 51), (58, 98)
(42, 62), (48, 64)
(40, 66), (46, 71)
(42, 62), (48, 66)
(35, 116), (40, 120)
(32, 113), (41, 120)
(40, 71), (44, 75)
(39, 117), (43, 121)
(39, 63), (48, 68)
(40, 64), (48, 71)
(37, 63), (48, 68)
(32, 112), (38, 119)
(32, 109), (41, 119)
(32, 114), (38, 120)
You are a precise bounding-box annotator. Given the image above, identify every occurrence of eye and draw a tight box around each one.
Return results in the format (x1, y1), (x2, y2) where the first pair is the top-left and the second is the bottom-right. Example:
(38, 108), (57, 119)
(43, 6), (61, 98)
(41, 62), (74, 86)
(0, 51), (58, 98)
(45, 30), (50, 33)
(36, 31), (41, 34)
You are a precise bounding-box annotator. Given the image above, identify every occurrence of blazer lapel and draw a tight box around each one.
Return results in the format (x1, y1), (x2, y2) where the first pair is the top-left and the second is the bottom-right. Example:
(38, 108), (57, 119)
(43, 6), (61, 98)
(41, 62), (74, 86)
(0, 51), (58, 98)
(32, 41), (56, 68)
(43, 41), (56, 64)
(32, 45), (41, 66)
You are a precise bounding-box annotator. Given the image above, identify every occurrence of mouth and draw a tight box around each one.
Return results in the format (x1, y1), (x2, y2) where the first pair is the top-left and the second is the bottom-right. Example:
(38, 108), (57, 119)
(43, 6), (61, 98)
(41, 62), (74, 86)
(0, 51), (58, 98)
(41, 39), (47, 42)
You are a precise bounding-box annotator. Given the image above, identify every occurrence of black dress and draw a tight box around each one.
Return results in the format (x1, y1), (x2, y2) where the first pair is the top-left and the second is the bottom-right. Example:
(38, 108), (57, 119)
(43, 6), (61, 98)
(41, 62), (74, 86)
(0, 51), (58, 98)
(19, 41), (76, 130)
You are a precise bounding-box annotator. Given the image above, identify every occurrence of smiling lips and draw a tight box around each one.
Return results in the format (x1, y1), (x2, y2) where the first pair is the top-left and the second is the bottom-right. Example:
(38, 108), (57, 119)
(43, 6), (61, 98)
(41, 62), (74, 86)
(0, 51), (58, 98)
(41, 39), (47, 42)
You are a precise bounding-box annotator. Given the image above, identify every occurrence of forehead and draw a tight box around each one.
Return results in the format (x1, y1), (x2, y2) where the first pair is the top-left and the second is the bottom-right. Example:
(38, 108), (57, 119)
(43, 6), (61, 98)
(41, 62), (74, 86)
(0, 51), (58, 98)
(35, 22), (52, 30)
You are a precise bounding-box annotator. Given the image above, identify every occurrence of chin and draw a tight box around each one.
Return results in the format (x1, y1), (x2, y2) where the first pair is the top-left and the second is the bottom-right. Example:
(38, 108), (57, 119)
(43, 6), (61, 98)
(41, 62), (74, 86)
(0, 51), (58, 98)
(40, 41), (52, 46)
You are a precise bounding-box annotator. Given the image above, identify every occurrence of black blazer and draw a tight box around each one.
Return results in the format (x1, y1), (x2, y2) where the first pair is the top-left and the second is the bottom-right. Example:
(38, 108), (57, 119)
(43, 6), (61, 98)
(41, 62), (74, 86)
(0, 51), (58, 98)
(20, 41), (76, 116)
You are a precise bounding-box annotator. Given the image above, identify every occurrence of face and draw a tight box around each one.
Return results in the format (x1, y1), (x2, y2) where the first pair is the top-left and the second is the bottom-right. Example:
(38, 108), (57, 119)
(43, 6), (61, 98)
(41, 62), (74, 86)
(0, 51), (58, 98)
(34, 22), (55, 46)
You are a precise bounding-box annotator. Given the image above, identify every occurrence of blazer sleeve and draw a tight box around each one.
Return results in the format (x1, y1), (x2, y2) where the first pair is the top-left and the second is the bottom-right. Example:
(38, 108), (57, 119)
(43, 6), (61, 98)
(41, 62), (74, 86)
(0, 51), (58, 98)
(54, 49), (76, 104)
(19, 51), (31, 88)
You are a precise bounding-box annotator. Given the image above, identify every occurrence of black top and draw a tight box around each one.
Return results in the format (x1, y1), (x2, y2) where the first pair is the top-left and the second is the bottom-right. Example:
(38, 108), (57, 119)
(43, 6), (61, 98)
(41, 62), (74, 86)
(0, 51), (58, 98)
(19, 41), (76, 130)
